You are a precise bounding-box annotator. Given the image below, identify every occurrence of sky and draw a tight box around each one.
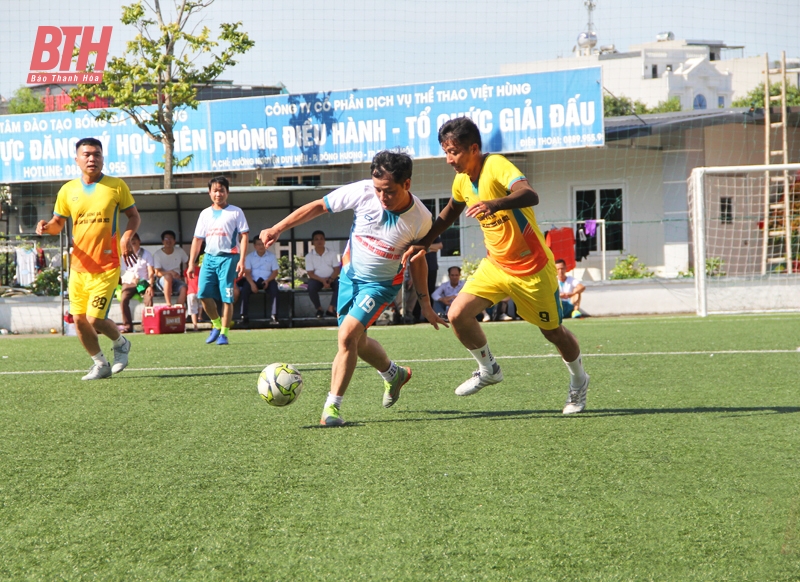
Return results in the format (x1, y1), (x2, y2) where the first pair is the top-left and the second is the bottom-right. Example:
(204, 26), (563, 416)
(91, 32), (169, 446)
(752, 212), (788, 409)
(1, 0), (798, 100)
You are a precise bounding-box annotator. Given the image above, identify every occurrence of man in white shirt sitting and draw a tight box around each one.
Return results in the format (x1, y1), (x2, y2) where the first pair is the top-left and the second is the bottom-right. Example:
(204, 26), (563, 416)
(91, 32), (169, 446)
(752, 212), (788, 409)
(304, 230), (341, 318)
(118, 233), (154, 333)
(432, 266), (465, 318)
(556, 259), (586, 318)
(238, 236), (279, 323)
(153, 230), (189, 307)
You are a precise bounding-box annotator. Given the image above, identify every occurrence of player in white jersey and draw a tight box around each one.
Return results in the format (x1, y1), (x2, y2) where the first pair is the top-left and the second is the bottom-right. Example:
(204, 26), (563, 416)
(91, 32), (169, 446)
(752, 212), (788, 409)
(260, 151), (447, 426)
(188, 176), (249, 346)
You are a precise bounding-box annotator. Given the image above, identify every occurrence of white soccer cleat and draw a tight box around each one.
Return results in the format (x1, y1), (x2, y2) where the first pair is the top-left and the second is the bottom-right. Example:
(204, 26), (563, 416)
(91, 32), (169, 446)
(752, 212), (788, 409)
(111, 337), (131, 374)
(563, 375), (590, 414)
(82, 363), (112, 381)
(455, 364), (503, 396)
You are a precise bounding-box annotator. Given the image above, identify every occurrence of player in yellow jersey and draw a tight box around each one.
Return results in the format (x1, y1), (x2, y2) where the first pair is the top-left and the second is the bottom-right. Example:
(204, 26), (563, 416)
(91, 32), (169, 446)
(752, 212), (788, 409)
(36, 137), (141, 380)
(405, 118), (589, 414)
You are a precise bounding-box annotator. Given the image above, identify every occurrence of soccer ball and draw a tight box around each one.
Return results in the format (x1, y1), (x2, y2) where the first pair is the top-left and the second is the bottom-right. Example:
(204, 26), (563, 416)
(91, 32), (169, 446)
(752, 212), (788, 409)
(258, 363), (303, 407)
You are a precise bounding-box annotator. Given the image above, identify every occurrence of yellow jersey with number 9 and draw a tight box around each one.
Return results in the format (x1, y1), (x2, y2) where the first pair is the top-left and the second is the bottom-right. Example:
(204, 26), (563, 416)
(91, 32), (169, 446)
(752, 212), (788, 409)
(54, 175), (136, 273)
(451, 154), (552, 276)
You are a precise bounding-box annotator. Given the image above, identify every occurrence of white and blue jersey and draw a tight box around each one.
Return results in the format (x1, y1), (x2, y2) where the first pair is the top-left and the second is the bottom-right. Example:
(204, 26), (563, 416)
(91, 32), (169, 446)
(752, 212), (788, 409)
(193, 204), (249, 256)
(323, 180), (432, 285)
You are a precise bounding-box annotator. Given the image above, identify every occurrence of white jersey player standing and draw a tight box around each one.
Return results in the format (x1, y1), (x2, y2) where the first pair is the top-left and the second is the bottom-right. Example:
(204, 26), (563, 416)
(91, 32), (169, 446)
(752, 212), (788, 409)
(260, 151), (447, 426)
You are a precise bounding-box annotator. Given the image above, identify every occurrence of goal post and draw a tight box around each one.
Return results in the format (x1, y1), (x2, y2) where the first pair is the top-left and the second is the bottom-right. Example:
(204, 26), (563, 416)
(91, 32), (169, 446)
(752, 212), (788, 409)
(689, 163), (800, 316)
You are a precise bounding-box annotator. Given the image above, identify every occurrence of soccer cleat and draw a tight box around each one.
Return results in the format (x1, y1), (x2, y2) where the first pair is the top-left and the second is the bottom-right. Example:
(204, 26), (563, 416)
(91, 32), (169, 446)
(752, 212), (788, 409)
(571, 310), (583, 319)
(383, 366), (412, 408)
(455, 363), (503, 396)
(206, 328), (221, 344)
(498, 313), (513, 321)
(320, 403), (345, 426)
(563, 374), (590, 415)
(481, 312), (491, 322)
(111, 336), (131, 374)
(82, 363), (112, 381)
(216, 334), (229, 346)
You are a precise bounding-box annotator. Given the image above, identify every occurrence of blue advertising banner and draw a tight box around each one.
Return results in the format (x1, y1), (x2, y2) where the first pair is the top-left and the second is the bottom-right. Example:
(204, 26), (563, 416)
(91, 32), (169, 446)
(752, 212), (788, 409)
(0, 104), (213, 183)
(0, 68), (602, 182)
(207, 67), (604, 171)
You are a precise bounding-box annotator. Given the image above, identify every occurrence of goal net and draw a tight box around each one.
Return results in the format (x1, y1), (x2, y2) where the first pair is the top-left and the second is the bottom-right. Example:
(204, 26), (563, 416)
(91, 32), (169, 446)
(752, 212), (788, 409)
(688, 163), (800, 315)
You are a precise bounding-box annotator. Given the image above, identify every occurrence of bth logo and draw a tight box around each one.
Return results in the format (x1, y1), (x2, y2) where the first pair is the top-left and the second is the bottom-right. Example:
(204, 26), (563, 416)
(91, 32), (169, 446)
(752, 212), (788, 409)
(28, 26), (112, 85)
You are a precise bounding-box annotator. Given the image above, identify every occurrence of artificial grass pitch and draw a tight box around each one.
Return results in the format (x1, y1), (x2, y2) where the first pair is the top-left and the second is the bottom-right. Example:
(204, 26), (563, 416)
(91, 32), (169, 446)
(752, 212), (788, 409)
(1, 314), (799, 580)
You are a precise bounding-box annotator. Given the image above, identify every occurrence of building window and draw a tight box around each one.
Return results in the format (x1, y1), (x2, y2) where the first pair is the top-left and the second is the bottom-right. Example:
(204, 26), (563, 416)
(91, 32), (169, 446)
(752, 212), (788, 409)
(275, 176), (299, 186)
(301, 175), (321, 186)
(421, 198), (461, 257)
(693, 94), (708, 110)
(720, 197), (733, 224)
(21, 203), (38, 228)
(651, 64), (658, 79)
(718, 96), (725, 108)
(575, 187), (624, 251)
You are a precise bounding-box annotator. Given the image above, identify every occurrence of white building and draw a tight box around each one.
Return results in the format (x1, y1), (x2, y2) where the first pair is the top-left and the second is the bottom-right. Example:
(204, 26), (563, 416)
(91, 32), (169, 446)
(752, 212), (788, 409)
(502, 36), (738, 111)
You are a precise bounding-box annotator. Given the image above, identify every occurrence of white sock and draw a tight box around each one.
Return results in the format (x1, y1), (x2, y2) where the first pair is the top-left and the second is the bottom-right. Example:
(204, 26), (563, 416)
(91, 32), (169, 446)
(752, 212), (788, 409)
(325, 393), (343, 408)
(564, 353), (587, 387)
(469, 344), (497, 374)
(112, 335), (127, 348)
(91, 352), (109, 367)
(378, 361), (398, 382)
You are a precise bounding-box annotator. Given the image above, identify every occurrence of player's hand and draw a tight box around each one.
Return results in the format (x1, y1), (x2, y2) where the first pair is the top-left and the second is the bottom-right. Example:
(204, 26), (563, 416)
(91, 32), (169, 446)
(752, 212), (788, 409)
(465, 200), (498, 219)
(121, 235), (137, 268)
(559, 292), (569, 299)
(236, 261), (246, 278)
(259, 227), (281, 249)
(420, 303), (449, 330)
(401, 245), (427, 268)
(186, 268), (195, 280)
(35, 220), (48, 235)
(144, 287), (153, 298)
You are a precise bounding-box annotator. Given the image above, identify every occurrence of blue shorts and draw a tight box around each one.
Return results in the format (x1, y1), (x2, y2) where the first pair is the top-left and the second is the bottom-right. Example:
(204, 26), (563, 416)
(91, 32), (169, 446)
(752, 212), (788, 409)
(337, 271), (400, 329)
(198, 254), (238, 304)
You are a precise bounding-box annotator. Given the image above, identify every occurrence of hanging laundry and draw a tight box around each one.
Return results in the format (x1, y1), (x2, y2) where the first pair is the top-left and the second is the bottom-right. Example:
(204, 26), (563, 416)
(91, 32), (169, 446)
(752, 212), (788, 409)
(575, 226), (591, 262)
(545, 227), (576, 271)
(585, 219), (597, 238)
(15, 247), (37, 286)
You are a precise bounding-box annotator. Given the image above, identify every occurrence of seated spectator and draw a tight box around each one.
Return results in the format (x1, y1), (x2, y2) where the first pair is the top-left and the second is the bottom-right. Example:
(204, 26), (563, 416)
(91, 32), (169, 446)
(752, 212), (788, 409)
(238, 236), (279, 324)
(118, 233), (154, 333)
(304, 230), (340, 318)
(153, 230), (189, 307)
(432, 266), (464, 318)
(556, 258), (586, 318)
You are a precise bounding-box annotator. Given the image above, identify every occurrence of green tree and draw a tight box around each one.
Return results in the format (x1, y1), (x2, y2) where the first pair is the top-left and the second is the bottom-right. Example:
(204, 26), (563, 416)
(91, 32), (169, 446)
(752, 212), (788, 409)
(732, 82), (800, 108)
(67, 1), (255, 188)
(649, 96), (682, 113)
(7, 87), (45, 114)
(604, 94), (648, 117)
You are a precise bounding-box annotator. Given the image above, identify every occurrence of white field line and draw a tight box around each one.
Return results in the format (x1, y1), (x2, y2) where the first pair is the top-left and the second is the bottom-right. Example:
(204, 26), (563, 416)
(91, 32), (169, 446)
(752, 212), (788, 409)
(1, 349), (797, 375)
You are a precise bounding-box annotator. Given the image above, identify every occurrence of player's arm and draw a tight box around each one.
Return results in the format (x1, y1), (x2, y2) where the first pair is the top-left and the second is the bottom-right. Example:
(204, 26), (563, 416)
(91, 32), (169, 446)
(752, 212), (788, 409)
(36, 215), (67, 236)
(402, 199), (466, 266)
(120, 206), (141, 268)
(260, 199), (328, 249)
(187, 237), (203, 280)
(236, 233), (248, 278)
(409, 257), (448, 330)
(465, 180), (539, 218)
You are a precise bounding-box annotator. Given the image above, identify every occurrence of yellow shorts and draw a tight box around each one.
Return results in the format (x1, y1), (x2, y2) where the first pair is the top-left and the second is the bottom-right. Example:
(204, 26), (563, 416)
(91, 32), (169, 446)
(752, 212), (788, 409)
(462, 259), (563, 330)
(68, 268), (120, 319)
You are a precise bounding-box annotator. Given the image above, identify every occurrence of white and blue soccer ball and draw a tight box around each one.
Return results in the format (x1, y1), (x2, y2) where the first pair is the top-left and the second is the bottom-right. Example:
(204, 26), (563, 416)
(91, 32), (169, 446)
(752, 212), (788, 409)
(258, 363), (303, 407)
